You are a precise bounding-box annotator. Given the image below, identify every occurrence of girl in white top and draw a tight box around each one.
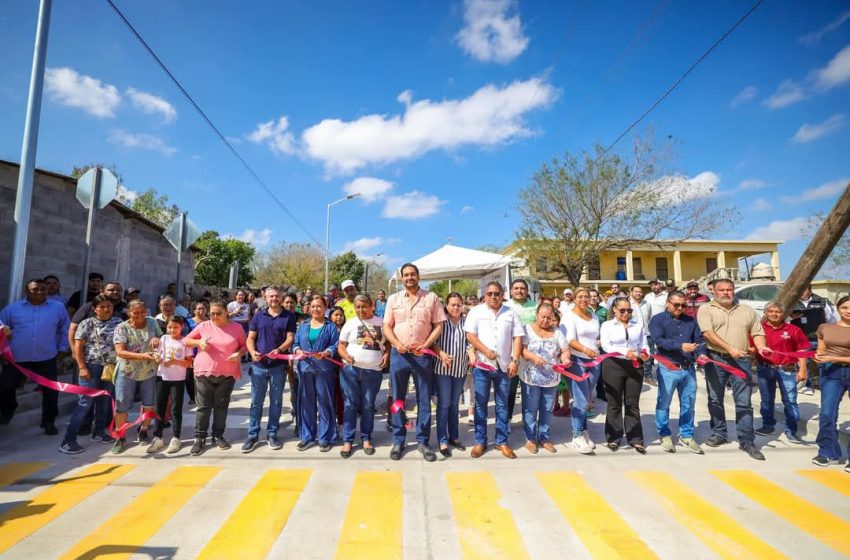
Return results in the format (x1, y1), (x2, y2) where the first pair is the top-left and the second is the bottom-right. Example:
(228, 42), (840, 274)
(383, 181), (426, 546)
(149, 317), (193, 454)
(560, 287), (601, 454)
(599, 296), (649, 453)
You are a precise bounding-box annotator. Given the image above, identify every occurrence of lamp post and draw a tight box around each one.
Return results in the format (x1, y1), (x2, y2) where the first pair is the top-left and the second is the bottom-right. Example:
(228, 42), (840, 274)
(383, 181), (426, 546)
(325, 193), (361, 293)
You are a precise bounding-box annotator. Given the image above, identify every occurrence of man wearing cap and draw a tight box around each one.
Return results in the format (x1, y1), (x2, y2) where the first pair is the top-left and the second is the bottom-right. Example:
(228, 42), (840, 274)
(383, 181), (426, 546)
(337, 280), (358, 321)
(559, 288), (575, 315)
(683, 281), (709, 318)
(124, 287), (141, 302)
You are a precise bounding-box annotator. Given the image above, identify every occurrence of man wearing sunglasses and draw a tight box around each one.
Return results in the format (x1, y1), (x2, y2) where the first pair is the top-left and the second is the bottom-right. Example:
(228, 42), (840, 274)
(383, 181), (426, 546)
(648, 291), (706, 454)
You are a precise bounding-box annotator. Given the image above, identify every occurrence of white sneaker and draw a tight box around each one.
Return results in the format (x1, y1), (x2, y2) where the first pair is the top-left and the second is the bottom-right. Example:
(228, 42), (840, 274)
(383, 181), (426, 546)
(166, 437), (181, 454)
(572, 435), (594, 454)
(582, 430), (596, 449)
(146, 436), (165, 454)
(801, 387), (815, 396)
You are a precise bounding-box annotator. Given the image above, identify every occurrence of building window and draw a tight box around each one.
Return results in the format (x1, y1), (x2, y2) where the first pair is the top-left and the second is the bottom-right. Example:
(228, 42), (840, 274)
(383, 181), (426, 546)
(655, 257), (669, 280)
(535, 256), (548, 273)
(587, 257), (600, 280)
(632, 257), (643, 280)
(706, 257), (717, 273)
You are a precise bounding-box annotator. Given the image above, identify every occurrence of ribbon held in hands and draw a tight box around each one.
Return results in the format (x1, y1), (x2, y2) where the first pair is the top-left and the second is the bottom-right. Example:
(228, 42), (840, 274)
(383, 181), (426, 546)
(759, 348), (816, 360)
(696, 354), (747, 379)
(266, 351), (344, 367)
(552, 363), (589, 382)
(472, 361), (498, 372)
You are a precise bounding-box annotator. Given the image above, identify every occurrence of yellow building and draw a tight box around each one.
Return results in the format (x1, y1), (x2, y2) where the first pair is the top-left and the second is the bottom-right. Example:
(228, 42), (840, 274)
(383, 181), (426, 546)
(521, 239), (782, 295)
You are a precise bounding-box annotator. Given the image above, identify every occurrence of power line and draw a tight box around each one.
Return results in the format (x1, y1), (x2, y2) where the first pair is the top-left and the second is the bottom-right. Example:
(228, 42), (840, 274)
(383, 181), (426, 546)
(103, 0), (326, 251)
(601, 0), (764, 157)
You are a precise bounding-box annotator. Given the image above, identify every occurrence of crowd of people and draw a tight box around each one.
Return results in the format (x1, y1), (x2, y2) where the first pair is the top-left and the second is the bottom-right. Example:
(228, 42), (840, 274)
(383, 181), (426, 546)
(0, 268), (848, 473)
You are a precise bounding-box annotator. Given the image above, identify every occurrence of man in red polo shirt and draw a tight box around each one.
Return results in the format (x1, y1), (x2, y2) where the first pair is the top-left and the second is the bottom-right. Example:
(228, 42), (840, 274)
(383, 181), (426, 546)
(753, 301), (810, 444)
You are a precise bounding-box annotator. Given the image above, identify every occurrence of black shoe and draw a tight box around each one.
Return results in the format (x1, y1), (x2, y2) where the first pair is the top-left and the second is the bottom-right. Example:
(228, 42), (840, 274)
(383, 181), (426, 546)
(739, 442), (765, 461)
(296, 440), (315, 451)
(340, 445), (352, 459)
(77, 424), (92, 436)
(319, 443), (331, 452)
(137, 429), (149, 444)
(812, 455), (839, 467)
(190, 438), (205, 456)
(439, 446), (451, 458)
(363, 445), (376, 456)
(43, 423), (58, 436)
(704, 434), (728, 448)
(92, 432), (115, 444)
(390, 444), (404, 461)
(418, 443), (437, 462)
(241, 437), (259, 453)
(268, 435), (282, 450)
(448, 439), (466, 451)
(59, 441), (84, 454)
(754, 425), (775, 436)
(213, 436), (231, 450)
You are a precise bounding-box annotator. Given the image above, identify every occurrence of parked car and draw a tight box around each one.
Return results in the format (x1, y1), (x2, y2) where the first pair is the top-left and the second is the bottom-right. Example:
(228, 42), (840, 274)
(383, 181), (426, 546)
(734, 282), (783, 317)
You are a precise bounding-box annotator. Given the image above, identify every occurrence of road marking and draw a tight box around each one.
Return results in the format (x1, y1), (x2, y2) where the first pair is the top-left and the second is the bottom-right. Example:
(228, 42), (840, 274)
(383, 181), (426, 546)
(0, 462), (49, 488)
(537, 471), (656, 559)
(446, 471), (529, 560)
(59, 465), (219, 560)
(197, 468), (311, 560)
(713, 470), (850, 556)
(796, 469), (850, 499)
(0, 463), (135, 554)
(334, 471), (403, 560)
(630, 471), (786, 559)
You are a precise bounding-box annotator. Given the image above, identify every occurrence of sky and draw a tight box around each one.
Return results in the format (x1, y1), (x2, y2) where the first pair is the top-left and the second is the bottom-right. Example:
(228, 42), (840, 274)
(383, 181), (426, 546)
(1, 0), (849, 279)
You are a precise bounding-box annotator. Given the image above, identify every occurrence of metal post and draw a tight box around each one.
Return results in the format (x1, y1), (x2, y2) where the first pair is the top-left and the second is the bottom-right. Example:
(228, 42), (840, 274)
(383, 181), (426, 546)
(364, 262), (369, 293)
(324, 202), (331, 294)
(175, 212), (186, 296)
(80, 167), (102, 306)
(8, 0), (52, 304)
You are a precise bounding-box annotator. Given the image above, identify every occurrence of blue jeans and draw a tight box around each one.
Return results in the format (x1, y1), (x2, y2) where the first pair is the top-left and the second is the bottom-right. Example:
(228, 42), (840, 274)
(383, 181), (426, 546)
(757, 364), (799, 435)
(436, 374), (465, 445)
(297, 367), (336, 445)
(340, 365), (382, 443)
(569, 356), (601, 436)
(816, 364), (850, 459)
(248, 363), (286, 439)
(389, 349), (434, 445)
(473, 367), (510, 445)
(704, 352), (754, 443)
(521, 382), (557, 442)
(63, 363), (114, 444)
(655, 364), (697, 438)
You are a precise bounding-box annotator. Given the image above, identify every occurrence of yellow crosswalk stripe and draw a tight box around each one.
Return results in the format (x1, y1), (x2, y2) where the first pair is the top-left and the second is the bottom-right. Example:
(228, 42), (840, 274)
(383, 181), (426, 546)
(537, 471), (657, 559)
(629, 471), (787, 559)
(0, 462), (49, 488)
(446, 471), (529, 560)
(0, 463), (135, 554)
(58, 465), (219, 560)
(197, 468), (311, 560)
(796, 469), (850, 499)
(334, 471), (403, 560)
(713, 470), (850, 556)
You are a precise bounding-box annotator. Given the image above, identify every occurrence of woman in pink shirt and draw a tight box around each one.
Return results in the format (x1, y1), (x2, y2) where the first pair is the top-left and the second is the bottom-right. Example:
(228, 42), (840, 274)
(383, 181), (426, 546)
(184, 299), (247, 456)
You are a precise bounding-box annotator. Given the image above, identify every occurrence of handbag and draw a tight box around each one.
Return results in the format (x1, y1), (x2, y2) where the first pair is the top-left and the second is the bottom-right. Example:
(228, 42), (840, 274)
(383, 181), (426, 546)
(101, 363), (116, 382)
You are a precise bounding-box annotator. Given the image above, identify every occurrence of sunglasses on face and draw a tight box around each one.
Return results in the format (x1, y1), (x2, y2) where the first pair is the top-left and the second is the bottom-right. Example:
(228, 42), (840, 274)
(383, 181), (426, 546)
(209, 311), (224, 316)
(670, 303), (686, 308)
(485, 292), (502, 297)
(617, 308), (633, 314)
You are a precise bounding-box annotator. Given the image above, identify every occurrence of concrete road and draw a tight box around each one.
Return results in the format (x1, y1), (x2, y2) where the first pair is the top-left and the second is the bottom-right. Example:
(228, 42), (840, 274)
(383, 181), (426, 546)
(0, 367), (848, 559)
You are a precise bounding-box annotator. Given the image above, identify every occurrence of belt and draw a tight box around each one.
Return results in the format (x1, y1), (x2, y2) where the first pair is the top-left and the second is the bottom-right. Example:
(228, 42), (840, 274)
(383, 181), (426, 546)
(779, 364), (797, 372)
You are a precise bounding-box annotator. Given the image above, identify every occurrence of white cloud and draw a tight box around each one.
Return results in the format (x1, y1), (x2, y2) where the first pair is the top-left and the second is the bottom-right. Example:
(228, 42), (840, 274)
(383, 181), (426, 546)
(342, 236), (401, 253)
(126, 87), (176, 123)
(247, 116), (296, 155)
(44, 67), (121, 118)
(752, 197), (772, 211)
(116, 185), (138, 204)
(738, 179), (765, 191)
(343, 177), (394, 203)
(763, 79), (806, 109)
(236, 228), (273, 247)
(108, 129), (177, 156)
(791, 113), (847, 143)
(652, 171), (720, 203)
(457, 0), (529, 64)
(781, 178), (849, 203)
(461, 205), (474, 214)
(746, 217), (810, 241)
(812, 44), (850, 90)
(799, 11), (850, 45)
(301, 77), (557, 174)
(382, 191), (445, 219)
(730, 86), (758, 108)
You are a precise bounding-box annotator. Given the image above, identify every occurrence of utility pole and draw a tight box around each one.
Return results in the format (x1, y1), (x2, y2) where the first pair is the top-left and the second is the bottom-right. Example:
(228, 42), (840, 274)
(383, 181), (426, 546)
(776, 182), (850, 312)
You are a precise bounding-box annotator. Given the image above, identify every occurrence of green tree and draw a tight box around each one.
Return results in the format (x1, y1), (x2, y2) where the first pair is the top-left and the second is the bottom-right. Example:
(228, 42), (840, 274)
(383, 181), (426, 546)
(193, 230), (255, 286)
(70, 162), (124, 184)
(329, 251), (365, 288)
(253, 242), (324, 290)
(129, 188), (181, 228)
(428, 279), (479, 300)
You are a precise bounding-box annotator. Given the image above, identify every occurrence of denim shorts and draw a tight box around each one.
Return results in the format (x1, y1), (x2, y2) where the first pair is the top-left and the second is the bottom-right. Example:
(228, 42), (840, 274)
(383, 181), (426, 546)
(114, 374), (156, 413)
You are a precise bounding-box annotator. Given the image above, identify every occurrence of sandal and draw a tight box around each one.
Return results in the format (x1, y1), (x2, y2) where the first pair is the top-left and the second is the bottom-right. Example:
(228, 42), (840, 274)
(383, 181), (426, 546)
(340, 443), (352, 459)
(634, 443), (647, 455)
(605, 442), (619, 452)
(363, 442), (376, 456)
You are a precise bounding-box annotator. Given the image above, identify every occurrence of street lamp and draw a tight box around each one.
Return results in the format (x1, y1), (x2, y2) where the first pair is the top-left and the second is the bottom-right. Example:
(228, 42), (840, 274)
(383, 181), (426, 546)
(325, 193), (361, 293)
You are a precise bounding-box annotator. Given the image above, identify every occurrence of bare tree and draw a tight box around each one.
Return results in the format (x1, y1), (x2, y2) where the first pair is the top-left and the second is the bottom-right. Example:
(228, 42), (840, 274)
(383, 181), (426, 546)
(253, 243), (325, 290)
(516, 134), (736, 286)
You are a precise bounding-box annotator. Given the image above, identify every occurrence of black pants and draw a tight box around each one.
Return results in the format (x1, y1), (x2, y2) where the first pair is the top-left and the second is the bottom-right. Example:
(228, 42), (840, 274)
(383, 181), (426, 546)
(507, 374), (520, 418)
(194, 375), (235, 439)
(601, 358), (644, 445)
(155, 378), (186, 438)
(0, 358), (58, 424)
(185, 368), (196, 402)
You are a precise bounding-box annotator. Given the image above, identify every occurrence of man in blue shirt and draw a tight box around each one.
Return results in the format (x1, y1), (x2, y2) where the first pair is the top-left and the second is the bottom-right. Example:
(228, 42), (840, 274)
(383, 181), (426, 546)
(0, 278), (71, 434)
(648, 290), (706, 455)
(243, 286), (296, 452)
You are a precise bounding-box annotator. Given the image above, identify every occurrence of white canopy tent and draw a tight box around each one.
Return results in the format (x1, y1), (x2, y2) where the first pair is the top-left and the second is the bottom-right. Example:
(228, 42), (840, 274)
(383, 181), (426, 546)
(389, 244), (521, 292)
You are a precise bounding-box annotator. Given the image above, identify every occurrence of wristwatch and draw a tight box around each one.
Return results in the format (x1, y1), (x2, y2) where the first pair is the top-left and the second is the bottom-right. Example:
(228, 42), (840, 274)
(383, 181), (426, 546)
(510, 357), (519, 364)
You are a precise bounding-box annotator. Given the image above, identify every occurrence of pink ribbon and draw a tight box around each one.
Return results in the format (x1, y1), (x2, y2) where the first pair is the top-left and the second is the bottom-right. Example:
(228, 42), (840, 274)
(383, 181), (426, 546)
(389, 399), (405, 414)
(552, 363), (589, 382)
(266, 351), (344, 367)
(696, 354), (747, 379)
(0, 332), (157, 438)
(759, 349), (815, 360)
(472, 361), (498, 371)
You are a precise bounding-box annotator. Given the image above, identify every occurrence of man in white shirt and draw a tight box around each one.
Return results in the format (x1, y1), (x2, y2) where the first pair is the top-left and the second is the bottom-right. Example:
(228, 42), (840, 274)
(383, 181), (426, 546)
(559, 288), (576, 315)
(464, 281), (525, 459)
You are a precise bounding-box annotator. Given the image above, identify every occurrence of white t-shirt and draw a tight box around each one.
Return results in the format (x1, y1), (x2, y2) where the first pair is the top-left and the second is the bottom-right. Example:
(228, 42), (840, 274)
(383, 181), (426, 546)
(561, 310), (600, 359)
(339, 315), (384, 371)
(157, 334), (188, 381)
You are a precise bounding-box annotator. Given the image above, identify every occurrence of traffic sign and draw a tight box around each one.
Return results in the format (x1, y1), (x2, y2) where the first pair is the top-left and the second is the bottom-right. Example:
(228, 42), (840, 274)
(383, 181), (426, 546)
(164, 214), (201, 251)
(75, 167), (118, 209)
